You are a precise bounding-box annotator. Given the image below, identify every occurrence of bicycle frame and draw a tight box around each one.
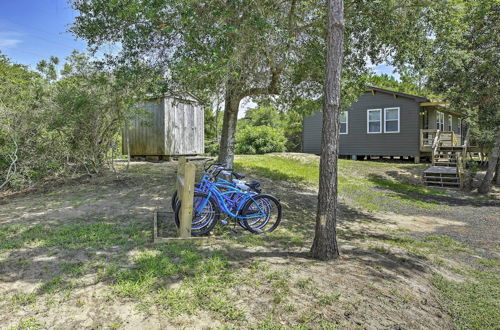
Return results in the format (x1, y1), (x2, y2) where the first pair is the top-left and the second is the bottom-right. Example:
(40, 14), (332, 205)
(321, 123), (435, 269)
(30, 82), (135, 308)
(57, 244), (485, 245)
(195, 179), (266, 221)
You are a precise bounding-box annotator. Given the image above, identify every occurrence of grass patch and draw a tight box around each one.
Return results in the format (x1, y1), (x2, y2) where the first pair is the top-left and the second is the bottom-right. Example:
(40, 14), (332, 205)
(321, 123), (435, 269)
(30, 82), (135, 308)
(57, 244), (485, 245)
(372, 234), (469, 258)
(9, 317), (43, 330)
(10, 292), (37, 307)
(235, 154), (445, 211)
(103, 244), (244, 321)
(0, 222), (149, 251)
(432, 267), (500, 329)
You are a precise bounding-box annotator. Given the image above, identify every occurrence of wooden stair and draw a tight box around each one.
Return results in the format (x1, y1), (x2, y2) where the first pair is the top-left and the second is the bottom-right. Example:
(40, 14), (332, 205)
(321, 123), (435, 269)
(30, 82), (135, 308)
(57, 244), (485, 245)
(424, 166), (460, 187)
(424, 130), (468, 188)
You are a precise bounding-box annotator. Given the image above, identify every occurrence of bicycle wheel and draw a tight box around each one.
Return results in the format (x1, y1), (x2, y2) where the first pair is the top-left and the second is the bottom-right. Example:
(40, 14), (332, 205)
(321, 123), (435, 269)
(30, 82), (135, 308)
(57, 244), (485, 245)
(171, 183), (201, 211)
(174, 191), (219, 236)
(240, 194), (282, 234)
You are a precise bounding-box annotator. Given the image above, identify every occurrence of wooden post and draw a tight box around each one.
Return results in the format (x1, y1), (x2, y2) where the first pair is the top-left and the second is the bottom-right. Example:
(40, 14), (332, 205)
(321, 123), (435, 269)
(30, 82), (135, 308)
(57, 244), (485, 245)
(178, 161), (195, 238)
(176, 156), (186, 197)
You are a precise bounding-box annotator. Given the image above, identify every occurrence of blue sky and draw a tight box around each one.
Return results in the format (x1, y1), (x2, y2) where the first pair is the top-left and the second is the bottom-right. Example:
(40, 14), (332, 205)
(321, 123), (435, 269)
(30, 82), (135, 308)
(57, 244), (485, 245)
(0, 0), (86, 67)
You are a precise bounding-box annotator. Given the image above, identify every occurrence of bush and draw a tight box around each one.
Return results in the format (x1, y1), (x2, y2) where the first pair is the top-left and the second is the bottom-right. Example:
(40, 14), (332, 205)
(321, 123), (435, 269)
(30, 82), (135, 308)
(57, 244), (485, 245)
(236, 126), (286, 154)
(204, 140), (220, 156)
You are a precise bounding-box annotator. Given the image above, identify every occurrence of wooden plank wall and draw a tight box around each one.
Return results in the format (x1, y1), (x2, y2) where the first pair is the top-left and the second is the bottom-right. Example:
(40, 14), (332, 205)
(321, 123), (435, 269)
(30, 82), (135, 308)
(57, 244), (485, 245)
(164, 97), (204, 155)
(123, 99), (165, 156)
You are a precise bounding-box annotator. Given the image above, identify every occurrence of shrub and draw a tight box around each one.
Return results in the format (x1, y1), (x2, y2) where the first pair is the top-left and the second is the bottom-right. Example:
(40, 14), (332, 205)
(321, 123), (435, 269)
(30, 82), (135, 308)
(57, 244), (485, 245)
(236, 126), (286, 154)
(204, 140), (220, 156)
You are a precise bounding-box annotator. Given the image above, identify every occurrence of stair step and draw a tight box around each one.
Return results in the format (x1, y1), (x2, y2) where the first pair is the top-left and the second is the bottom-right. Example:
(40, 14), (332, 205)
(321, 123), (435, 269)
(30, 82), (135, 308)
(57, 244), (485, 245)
(424, 176), (458, 182)
(425, 182), (460, 187)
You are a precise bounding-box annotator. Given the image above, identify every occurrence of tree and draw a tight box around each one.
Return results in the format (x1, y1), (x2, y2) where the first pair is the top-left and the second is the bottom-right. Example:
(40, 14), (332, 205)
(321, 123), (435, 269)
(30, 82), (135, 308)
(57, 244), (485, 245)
(311, 0), (344, 260)
(71, 0), (438, 168)
(429, 0), (500, 193)
(71, 0), (312, 167)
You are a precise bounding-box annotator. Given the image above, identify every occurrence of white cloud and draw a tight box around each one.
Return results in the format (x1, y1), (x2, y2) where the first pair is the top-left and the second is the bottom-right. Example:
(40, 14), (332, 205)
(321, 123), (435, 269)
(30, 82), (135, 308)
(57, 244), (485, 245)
(0, 38), (22, 49)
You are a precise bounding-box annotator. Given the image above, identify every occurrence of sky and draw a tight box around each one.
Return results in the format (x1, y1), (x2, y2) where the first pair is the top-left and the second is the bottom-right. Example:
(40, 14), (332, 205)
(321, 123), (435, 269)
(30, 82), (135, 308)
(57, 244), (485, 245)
(0, 0), (86, 67)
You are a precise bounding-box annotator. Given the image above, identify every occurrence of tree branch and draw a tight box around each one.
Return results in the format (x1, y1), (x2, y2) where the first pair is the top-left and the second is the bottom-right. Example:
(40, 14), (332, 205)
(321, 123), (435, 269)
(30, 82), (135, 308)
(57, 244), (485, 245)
(241, 67), (282, 98)
(0, 135), (18, 190)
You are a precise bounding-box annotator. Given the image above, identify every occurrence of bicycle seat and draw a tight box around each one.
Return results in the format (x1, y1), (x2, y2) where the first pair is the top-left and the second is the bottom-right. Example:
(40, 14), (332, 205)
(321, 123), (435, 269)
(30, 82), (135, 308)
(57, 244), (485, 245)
(233, 172), (246, 179)
(248, 181), (260, 189)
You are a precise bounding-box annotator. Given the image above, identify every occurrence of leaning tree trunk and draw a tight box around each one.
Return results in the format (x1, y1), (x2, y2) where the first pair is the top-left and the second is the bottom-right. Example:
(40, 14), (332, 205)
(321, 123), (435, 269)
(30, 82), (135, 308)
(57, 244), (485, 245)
(311, 0), (344, 261)
(478, 127), (500, 193)
(495, 159), (500, 185)
(218, 89), (241, 168)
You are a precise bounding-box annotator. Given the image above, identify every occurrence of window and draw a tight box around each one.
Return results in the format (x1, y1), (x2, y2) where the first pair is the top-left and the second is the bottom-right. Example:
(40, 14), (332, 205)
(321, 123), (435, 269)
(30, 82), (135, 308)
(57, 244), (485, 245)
(436, 111), (445, 131)
(340, 111), (348, 134)
(384, 107), (400, 133)
(448, 114), (453, 131)
(367, 109), (382, 133)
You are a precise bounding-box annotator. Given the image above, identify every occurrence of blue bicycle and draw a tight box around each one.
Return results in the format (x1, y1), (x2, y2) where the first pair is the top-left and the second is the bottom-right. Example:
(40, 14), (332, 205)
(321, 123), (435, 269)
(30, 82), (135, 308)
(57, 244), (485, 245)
(172, 162), (282, 236)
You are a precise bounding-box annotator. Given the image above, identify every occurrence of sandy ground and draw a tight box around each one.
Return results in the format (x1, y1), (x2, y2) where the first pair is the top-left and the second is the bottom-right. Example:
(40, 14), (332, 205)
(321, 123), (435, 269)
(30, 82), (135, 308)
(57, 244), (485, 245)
(0, 158), (498, 329)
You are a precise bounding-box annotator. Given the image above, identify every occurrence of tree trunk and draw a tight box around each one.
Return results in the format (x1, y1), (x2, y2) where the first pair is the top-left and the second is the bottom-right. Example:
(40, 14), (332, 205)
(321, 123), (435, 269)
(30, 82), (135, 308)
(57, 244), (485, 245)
(218, 90), (241, 168)
(310, 0), (344, 261)
(494, 159), (500, 185)
(478, 127), (500, 193)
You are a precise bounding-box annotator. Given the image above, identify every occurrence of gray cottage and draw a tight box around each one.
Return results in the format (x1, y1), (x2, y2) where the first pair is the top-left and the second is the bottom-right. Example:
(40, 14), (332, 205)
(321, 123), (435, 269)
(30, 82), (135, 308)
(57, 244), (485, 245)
(302, 86), (465, 163)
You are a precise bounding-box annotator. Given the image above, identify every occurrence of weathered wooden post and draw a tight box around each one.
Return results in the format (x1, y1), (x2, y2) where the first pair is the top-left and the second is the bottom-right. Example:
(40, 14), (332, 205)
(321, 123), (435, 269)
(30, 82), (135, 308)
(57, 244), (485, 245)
(178, 162), (195, 238)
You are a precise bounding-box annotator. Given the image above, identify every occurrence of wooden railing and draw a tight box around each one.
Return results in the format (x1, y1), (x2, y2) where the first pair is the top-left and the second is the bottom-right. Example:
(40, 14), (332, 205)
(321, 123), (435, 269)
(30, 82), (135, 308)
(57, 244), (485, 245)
(420, 129), (438, 150)
(421, 129), (461, 151)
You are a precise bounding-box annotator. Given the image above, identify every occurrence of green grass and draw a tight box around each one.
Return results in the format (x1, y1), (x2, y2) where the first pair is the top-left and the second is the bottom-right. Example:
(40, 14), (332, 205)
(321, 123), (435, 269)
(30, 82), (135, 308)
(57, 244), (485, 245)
(9, 317), (43, 330)
(10, 292), (37, 307)
(101, 243), (244, 320)
(432, 266), (500, 329)
(0, 222), (149, 251)
(235, 154), (446, 211)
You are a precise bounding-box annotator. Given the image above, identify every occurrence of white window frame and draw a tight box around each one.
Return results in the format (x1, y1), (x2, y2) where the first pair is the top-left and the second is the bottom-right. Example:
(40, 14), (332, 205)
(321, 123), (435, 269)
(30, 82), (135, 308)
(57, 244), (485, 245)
(448, 114), (453, 131)
(340, 111), (348, 134)
(367, 109), (382, 134)
(384, 107), (400, 133)
(436, 111), (444, 131)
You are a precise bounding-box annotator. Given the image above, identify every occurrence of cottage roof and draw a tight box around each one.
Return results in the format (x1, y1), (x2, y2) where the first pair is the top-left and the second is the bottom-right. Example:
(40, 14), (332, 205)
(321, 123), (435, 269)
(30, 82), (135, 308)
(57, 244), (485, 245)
(366, 86), (430, 103)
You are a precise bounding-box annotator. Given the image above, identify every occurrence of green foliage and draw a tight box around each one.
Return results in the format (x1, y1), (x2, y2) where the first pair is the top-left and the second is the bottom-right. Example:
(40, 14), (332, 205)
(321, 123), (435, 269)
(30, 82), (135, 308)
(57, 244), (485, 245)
(429, 0), (500, 142)
(0, 52), (154, 190)
(235, 126), (286, 155)
(366, 73), (438, 98)
(204, 140), (220, 157)
(239, 106), (283, 129)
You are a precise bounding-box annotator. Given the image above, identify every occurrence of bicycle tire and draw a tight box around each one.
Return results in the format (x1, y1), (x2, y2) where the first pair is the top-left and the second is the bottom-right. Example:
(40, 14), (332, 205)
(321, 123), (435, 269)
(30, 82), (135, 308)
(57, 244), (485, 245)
(240, 194), (282, 234)
(174, 191), (219, 236)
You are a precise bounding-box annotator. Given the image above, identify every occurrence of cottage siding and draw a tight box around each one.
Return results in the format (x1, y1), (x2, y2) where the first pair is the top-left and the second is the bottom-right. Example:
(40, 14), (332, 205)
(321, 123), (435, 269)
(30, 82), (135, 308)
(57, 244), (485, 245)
(303, 92), (420, 156)
(427, 109), (461, 133)
(303, 112), (323, 155)
(124, 97), (204, 156)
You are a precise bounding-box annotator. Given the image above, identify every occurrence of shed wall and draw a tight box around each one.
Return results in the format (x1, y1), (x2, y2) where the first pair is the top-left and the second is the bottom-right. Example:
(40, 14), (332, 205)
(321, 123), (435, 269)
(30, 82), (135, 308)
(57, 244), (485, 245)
(164, 98), (204, 155)
(125, 99), (165, 156)
(123, 97), (204, 156)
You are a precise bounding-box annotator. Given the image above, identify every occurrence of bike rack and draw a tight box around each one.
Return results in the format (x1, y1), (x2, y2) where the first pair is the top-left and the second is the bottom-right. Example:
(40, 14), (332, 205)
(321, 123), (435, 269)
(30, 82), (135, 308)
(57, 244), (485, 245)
(153, 156), (212, 243)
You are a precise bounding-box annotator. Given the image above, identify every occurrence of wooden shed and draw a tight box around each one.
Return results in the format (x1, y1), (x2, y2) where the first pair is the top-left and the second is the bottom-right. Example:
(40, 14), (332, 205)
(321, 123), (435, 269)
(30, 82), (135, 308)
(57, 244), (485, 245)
(122, 96), (204, 159)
